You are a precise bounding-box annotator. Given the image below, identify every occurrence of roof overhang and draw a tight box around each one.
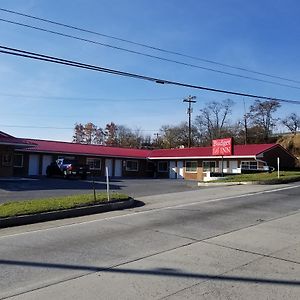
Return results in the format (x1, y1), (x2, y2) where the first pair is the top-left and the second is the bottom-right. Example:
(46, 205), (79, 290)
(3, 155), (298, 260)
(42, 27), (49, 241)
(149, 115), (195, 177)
(148, 155), (257, 160)
(0, 141), (34, 148)
(16, 149), (147, 159)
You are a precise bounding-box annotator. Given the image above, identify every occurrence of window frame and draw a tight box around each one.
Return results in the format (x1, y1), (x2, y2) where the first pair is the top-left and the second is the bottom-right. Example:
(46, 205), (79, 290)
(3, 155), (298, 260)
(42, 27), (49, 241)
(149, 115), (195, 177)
(241, 161), (258, 170)
(158, 161), (168, 173)
(86, 158), (101, 170)
(13, 153), (24, 168)
(126, 160), (139, 172)
(202, 161), (217, 172)
(185, 161), (198, 173)
(2, 152), (13, 167)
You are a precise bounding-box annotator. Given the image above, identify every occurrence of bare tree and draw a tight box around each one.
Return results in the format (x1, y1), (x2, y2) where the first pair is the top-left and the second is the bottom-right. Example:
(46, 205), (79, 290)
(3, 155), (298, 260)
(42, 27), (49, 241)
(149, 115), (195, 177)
(249, 99), (281, 142)
(282, 113), (300, 135)
(158, 122), (199, 148)
(73, 123), (85, 143)
(93, 127), (105, 144)
(194, 99), (234, 144)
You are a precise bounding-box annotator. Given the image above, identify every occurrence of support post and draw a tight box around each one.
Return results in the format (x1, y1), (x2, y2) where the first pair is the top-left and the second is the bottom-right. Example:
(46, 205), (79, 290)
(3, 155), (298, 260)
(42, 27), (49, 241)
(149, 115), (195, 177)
(106, 166), (110, 201)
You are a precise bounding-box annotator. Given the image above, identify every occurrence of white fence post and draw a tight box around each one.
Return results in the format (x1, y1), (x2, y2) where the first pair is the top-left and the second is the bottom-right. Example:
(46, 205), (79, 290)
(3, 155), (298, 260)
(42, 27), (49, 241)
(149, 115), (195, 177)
(106, 166), (110, 201)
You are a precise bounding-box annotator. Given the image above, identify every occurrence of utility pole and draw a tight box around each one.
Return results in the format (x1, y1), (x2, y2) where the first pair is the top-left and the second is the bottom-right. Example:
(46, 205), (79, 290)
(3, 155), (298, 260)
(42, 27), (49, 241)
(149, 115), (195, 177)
(153, 132), (160, 147)
(183, 95), (197, 148)
(243, 98), (248, 145)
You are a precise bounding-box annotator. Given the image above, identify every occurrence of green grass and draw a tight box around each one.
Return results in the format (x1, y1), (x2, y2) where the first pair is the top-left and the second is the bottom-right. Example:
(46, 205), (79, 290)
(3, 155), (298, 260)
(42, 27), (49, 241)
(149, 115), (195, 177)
(0, 192), (129, 219)
(220, 171), (300, 183)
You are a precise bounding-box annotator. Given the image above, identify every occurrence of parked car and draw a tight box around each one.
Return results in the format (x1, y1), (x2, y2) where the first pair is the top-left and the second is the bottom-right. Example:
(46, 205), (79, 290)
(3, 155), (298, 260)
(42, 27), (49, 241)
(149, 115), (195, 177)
(46, 158), (90, 179)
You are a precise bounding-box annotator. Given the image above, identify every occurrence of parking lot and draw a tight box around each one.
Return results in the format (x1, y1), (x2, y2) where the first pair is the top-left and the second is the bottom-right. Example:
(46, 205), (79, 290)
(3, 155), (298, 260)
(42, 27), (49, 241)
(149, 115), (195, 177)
(0, 177), (199, 204)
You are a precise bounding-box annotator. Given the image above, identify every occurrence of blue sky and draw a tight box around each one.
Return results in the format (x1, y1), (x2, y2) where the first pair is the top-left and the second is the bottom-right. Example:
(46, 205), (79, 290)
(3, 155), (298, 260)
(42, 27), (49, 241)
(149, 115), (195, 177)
(0, 0), (300, 141)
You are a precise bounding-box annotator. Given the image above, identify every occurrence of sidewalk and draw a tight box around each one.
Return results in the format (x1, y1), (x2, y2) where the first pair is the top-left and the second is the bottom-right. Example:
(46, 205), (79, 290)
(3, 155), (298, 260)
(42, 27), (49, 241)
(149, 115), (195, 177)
(10, 210), (300, 299)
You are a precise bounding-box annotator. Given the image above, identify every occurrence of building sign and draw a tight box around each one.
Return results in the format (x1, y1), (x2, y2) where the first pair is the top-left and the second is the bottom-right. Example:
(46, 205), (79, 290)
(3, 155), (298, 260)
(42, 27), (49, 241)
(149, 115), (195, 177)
(212, 138), (233, 156)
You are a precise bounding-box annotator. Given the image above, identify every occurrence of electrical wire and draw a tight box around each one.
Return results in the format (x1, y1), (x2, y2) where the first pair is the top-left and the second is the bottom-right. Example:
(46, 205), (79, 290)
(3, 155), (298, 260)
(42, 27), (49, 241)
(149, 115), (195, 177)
(0, 92), (179, 102)
(0, 124), (158, 131)
(1, 17), (300, 90)
(1, 45), (300, 105)
(1, 7), (299, 85)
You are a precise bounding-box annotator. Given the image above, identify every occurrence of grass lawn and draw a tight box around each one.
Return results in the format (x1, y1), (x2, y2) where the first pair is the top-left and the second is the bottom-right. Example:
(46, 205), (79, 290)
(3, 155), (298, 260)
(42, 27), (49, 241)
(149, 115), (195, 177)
(0, 192), (129, 219)
(220, 171), (300, 183)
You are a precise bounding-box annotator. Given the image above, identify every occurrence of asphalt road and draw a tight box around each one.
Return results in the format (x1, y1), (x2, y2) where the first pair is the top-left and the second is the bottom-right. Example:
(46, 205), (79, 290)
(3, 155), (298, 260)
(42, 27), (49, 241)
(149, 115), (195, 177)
(0, 178), (199, 203)
(0, 183), (300, 299)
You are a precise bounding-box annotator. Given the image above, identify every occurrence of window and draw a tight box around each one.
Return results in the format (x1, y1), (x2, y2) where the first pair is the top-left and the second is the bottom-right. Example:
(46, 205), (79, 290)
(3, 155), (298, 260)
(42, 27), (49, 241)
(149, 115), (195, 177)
(14, 154), (24, 167)
(241, 161), (257, 170)
(2, 153), (12, 166)
(185, 161), (197, 173)
(203, 161), (216, 172)
(87, 158), (101, 170)
(126, 160), (138, 172)
(158, 161), (168, 172)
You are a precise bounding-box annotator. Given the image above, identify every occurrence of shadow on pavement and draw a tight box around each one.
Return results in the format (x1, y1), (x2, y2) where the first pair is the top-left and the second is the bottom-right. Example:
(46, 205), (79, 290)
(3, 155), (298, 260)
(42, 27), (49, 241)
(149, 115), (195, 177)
(1, 259), (299, 287)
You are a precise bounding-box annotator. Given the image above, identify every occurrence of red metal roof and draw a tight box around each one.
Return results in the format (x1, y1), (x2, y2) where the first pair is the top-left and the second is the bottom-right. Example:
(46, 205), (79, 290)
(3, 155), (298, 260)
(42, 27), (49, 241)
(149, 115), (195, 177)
(0, 131), (34, 147)
(149, 144), (277, 158)
(20, 138), (278, 159)
(22, 138), (152, 159)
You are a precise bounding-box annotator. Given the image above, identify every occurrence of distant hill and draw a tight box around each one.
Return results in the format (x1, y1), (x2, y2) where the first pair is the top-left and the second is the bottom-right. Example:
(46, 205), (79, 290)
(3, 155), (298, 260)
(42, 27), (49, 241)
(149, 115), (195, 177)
(277, 134), (300, 166)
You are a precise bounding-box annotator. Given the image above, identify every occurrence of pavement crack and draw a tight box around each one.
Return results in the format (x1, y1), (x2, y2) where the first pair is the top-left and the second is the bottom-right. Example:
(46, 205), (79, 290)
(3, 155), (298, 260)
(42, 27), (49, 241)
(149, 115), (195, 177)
(158, 253), (268, 300)
(203, 240), (300, 266)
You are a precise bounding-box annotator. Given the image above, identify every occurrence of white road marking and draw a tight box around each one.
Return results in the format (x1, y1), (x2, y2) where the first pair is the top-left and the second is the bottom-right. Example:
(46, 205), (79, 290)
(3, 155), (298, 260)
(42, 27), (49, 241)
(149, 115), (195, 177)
(1, 184), (299, 239)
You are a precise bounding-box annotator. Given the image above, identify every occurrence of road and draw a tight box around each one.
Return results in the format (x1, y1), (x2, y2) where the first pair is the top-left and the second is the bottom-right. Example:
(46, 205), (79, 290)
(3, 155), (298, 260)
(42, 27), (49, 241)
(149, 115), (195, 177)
(1, 183), (300, 299)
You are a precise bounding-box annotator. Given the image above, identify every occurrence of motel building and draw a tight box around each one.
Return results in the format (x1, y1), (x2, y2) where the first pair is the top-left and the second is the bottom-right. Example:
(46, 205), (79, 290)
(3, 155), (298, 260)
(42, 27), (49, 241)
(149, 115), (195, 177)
(0, 131), (297, 180)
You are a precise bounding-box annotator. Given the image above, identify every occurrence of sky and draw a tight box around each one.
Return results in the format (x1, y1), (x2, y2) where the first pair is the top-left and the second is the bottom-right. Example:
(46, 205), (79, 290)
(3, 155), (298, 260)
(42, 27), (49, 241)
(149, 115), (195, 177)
(0, 0), (300, 141)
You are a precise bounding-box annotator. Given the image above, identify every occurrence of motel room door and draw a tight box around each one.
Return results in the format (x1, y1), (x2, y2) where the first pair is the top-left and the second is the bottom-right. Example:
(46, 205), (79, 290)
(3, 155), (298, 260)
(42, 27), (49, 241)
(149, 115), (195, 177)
(177, 161), (184, 179)
(105, 159), (113, 177)
(114, 159), (122, 177)
(28, 154), (40, 176)
(169, 161), (177, 179)
(42, 155), (53, 175)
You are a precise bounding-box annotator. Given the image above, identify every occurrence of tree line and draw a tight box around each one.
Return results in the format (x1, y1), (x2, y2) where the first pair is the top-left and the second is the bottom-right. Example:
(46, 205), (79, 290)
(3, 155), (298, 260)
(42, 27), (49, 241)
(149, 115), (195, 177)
(73, 99), (300, 148)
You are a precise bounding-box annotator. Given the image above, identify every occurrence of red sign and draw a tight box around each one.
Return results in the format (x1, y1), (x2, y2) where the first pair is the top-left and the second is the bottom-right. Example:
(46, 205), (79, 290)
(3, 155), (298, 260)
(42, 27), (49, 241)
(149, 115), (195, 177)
(212, 138), (233, 156)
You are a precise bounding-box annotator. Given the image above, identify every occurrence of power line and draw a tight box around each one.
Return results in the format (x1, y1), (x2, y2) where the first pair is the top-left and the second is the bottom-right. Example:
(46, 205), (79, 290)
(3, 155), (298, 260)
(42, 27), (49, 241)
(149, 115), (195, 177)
(1, 7), (299, 85)
(0, 124), (158, 131)
(0, 92), (179, 102)
(1, 45), (300, 105)
(0, 124), (73, 130)
(1, 17), (300, 90)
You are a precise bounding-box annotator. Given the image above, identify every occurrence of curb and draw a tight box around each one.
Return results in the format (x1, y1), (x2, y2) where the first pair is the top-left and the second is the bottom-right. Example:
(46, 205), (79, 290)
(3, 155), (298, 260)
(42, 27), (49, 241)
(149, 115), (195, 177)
(198, 181), (254, 187)
(0, 198), (135, 228)
(198, 177), (300, 186)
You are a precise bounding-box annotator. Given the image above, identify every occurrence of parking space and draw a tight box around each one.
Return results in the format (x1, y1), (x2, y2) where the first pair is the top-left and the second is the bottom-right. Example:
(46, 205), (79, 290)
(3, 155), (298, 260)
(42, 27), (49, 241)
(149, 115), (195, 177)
(0, 177), (199, 204)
